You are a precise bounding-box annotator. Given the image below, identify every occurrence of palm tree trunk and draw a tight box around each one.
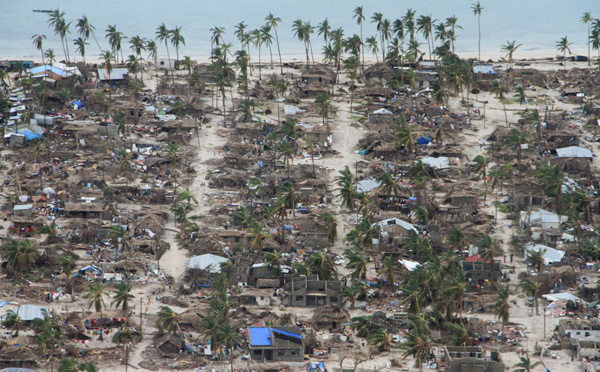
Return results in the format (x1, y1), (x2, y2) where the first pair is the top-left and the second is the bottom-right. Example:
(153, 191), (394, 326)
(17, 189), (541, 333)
(165, 42), (174, 85)
(309, 40), (315, 66)
(258, 46), (262, 80)
(269, 45), (273, 69)
(275, 28), (283, 74)
(503, 102), (508, 127)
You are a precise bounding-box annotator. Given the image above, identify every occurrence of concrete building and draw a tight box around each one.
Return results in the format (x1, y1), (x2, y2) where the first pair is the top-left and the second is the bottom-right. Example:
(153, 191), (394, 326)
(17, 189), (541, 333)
(442, 346), (504, 372)
(247, 327), (304, 362)
(461, 255), (502, 281)
(287, 276), (342, 307)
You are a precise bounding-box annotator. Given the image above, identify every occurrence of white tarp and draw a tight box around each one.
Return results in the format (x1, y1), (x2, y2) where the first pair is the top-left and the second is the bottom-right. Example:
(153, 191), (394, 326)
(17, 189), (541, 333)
(543, 292), (585, 303)
(525, 243), (565, 264)
(356, 178), (381, 193)
(284, 105), (305, 115)
(520, 209), (559, 229)
(556, 146), (593, 158)
(372, 108), (393, 115)
(420, 157), (450, 169)
(399, 259), (421, 271)
(188, 254), (229, 273)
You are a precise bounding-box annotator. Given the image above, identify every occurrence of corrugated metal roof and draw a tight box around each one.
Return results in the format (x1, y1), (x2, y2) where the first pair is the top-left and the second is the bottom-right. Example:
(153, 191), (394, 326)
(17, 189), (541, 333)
(0, 305), (48, 321)
(248, 327), (271, 346)
(13, 204), (33, 211)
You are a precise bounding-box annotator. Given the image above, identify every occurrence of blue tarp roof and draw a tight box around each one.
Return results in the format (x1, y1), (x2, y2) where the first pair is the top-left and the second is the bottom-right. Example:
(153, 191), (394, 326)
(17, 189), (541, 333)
(272, 328), (302, 340)
(248, 327), (272, 346)
(16, 129), (42, 141)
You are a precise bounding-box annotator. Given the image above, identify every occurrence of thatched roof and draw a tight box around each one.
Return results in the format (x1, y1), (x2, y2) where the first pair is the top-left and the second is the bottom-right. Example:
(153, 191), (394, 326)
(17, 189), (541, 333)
(301, 64), (336, 81)
(0, 347), (37, 363)
(155, 333), (184, 354)
(311, 305), (350, 323)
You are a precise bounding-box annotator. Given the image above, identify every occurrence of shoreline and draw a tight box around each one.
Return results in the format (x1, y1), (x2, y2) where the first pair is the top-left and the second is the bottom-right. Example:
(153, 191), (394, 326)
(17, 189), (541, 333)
(3, 49), (597, 68)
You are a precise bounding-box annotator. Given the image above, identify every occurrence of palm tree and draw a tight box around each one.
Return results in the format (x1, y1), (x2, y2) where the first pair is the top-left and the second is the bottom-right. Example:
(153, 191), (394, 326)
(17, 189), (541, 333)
(278, 181), (297, 216)
(200, 315), (220, 350)
(494, 286), (511, 343)
(513, 351), (542, 372)
(156, 23), (173, 82)
(31, 34), (46, 64)
(156, 306), (182, 337)
(400, 325), (430, 372)
(2, 310), (23, 336)
(265, 13), (283, 74)
(501, 40), (522, 69)
(47, 10), (69, 62)
(210, 26), (226, 57)
(314, 93), (335, 134)
(446, 322), (470, 346)
(84, 282), (109, 340)
(371, 13), (385, 60)
(58, 253), (79, 280)
(396, 126), (417, 157)
(306, 251), (337, 280)
(491, 80), (509, 126)
(411, 204), (429, 225)
(365, 36), (379, 62)
(472, 155), (490, 200)
(353, 6), (366, 71)
(478, 234), (501, 280)
(514, 86), (528, 110)
(264, 250), (284, 278)
(508, 129), (530, 168)
(555, 35), (572, 71)
(335, 165), (357, 211)
(526, 249), (546, 275)
(350, 315), (373, 337)
(344, 56), (360, 111)
(1, 239), (38, 277)
(112, 281), (132, 316)
(345, 247), (368, 280)
(73, 37), (89, 72)
(581, 12), (593, 66)
(248, 222), (269, 251)
(520, 278), (542, 315)
(380, 255), (399, 286)
(76, 15), (102, 54)
(171, 25), (185, 62)
(368, 328), (391, 352)
(471, 2), (484, 60)
(178, 188), (198, 206)
(260, 25), (274, 70)
(319, 212), (337, 243)
(291, 19), (308, 68)
(108, 224), (130, 252)
(379, 172), (402, 199)
(318, 18), (331, 46)
(582, 237), (600, 261)
(105, 25), (126, 63)
(444, 16), (462, 53)
(417, 14), (436, 60)
(340, 284), (361, 309)
(146, 39), (159, 86)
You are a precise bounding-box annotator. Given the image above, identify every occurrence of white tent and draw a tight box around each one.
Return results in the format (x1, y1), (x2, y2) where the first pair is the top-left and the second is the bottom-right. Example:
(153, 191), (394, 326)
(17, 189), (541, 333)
(525, 243), (565, 264)
(420, 157), (450, 169)
(188, 254), (229, 273)
(542, 292), (585, 303)
(399, 259), (421, 271)
(284, 105), (305, 115)
(556, 146), (593, 158)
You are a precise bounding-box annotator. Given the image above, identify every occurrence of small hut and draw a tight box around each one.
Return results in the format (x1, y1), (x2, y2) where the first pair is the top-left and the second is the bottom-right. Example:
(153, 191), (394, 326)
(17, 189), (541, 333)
(301, 64), (336, 86)
(311, 305), (350, 330)
(156, 333), (184, 354)
(0, 347), (38, 369)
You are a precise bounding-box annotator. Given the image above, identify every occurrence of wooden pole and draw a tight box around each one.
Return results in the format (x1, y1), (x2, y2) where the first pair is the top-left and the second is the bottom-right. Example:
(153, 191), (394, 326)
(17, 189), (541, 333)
(139, 297), (143, 333)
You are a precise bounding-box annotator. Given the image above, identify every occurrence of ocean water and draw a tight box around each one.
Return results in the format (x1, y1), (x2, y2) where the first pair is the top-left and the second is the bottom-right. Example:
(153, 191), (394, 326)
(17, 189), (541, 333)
(0, 0), (595, 62)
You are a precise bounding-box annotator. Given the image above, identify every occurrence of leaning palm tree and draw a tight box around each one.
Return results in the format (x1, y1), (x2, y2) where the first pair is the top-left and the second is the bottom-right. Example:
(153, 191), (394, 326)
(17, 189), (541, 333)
(472, 155), (490, 200)
(2, 310), (23, 336)
(156, 306), (182, 337)
(526, 248), (546, 275)
(400, 324), (430, 372)
(73, 37), (89, 72)
(478, 234), (501, 280)
(319, 212), (337, 243)
(555, 35), (572, 71)
(368, 328), (391, 351)
(335, 165), (357, 211)
(84, 282), (109, 340)
(471, 2), (484, 60)
(345, 247), (368, 280)
(508, 129), (530, 168)
(76, 15), (102, 54)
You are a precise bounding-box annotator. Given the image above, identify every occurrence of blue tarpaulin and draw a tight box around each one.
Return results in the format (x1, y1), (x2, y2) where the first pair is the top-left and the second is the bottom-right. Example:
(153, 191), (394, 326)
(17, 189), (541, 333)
(248, 327), (272, 346)
(16, 129), (43, 141)
(416, 136), (431, 145)
(272, 328), (302, 339)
